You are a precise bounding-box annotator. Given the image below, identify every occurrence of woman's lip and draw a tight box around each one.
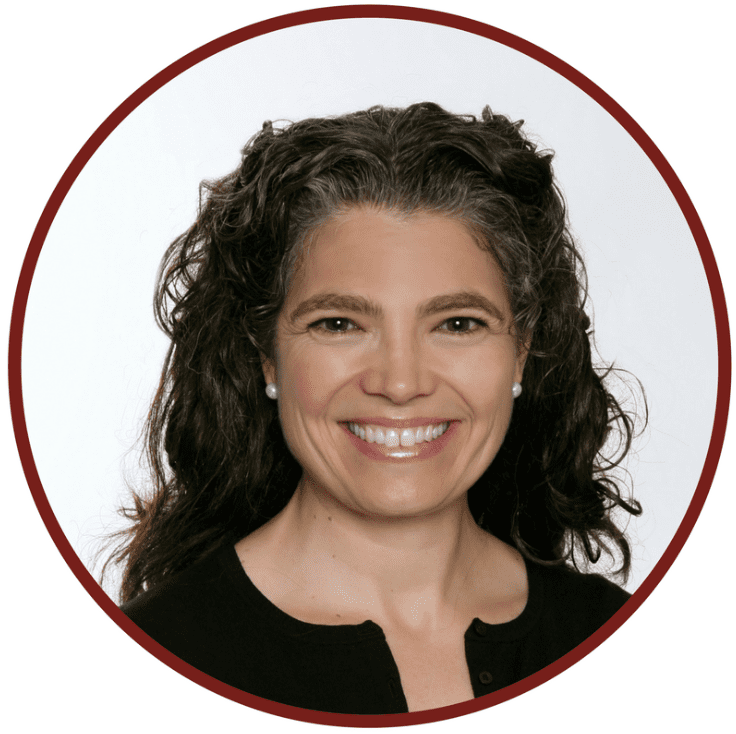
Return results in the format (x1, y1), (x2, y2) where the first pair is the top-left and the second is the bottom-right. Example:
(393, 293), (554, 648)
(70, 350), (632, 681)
(341, 417), (456, 428)
(340, 420), (459, 462)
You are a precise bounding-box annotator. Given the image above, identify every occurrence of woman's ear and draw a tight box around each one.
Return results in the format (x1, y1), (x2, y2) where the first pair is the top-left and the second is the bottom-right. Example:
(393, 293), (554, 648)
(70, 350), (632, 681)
(261, 353), (277, 385)
(514, 334), (531, 383)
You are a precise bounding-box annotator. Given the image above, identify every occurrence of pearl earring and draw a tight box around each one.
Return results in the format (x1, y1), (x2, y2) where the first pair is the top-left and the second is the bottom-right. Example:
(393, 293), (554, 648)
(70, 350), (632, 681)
(512, 382), (522, 399)
(265, 383), (279, 400)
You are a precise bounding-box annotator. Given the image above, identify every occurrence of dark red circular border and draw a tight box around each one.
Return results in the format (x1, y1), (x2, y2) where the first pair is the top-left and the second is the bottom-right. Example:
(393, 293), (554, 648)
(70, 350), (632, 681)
(8, 4), (731, 728)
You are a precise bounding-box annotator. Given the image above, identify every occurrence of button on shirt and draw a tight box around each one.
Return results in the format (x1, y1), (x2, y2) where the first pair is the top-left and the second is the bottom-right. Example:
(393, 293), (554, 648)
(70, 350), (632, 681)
(122, 543), (630, 714)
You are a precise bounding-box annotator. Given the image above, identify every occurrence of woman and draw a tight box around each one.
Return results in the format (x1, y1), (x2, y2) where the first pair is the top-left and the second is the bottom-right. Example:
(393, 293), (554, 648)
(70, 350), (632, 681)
(115, 102), (642, 714)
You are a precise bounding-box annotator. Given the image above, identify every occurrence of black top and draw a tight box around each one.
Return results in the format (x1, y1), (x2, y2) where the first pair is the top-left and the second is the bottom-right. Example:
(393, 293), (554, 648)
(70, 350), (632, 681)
(121, 543), (629, 714)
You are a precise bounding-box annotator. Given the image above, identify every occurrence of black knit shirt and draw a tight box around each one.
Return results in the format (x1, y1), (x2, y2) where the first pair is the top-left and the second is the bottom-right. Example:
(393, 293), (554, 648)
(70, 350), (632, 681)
(121, 543), (630, 714)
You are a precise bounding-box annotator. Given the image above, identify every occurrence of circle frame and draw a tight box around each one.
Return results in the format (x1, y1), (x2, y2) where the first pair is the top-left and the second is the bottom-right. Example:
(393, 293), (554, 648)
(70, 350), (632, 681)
(7, 5), (731, 727)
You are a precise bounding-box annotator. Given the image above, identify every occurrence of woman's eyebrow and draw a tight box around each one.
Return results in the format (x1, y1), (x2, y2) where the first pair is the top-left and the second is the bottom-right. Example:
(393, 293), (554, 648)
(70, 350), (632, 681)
(418, 292), (506, 321)
(289, 291), (505, 323)
(288, 293), (383, 323)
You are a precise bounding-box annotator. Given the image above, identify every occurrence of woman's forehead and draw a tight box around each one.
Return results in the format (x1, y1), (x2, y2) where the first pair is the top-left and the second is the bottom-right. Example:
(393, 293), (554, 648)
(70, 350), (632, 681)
(286, 207), (509, 311)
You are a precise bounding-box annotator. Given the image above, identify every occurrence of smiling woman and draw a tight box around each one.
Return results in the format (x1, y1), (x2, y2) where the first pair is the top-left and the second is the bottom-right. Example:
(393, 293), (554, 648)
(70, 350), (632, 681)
(261, 210), (524, 521)
(112, 103), (642, 714)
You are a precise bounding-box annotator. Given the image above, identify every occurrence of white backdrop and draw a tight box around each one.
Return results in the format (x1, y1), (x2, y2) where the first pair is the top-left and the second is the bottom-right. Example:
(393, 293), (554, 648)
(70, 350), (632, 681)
(4, 1), (733, 732)
(20, 13), (718, 596)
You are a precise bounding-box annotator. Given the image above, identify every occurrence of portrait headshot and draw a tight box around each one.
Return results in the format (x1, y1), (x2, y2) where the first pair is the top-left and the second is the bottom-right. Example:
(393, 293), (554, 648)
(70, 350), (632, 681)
(8, 3), (730, 731)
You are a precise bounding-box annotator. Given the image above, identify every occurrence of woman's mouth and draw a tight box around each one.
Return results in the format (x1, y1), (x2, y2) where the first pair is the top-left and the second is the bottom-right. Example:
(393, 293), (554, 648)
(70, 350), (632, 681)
(340, 420), (457, 461)
(346, 421), (450, 446)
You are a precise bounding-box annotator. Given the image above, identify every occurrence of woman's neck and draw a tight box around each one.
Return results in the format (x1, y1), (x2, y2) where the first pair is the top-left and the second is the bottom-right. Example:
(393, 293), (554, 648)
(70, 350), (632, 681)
(236, 478), (522, 631)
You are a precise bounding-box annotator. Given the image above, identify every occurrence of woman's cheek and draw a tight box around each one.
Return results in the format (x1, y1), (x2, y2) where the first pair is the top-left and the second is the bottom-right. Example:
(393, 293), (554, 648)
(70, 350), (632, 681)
(441, 344), (516, 410)
(279, 342), (357, 416)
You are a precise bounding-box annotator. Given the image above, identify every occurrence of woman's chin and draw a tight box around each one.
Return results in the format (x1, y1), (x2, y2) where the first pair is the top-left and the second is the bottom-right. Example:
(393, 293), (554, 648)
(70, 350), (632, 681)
(310, 478), (465, 523)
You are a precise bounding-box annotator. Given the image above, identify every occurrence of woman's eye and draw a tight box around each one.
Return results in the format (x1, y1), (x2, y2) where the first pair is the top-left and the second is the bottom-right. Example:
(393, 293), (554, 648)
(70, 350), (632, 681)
(310, 317), (358, 333)
(438, 317), (486, 334)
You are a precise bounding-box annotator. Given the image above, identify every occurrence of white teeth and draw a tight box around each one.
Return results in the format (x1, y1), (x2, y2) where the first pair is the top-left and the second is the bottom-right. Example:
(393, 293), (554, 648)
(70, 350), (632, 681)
(385, 429), (400, 447)
(347, 422), (450, 445)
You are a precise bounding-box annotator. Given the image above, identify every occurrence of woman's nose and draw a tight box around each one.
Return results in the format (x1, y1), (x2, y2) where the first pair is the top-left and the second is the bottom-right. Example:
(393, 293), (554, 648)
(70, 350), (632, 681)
(359, 333), (434, 404)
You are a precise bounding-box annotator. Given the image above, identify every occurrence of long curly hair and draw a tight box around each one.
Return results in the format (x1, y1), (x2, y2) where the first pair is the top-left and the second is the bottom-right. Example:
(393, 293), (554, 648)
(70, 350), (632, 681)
(107, 102), (643, 603)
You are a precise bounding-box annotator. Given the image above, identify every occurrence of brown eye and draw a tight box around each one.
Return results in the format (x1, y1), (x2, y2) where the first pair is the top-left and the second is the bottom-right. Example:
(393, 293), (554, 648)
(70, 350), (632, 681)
(439, 317), (485, 334)
(310, 318), (357, 333)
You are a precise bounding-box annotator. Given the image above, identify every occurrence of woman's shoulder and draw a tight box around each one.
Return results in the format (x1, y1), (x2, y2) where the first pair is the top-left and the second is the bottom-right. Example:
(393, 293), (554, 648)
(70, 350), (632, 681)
(119, 541), (309, 697)
(537, 561), (630, 604)
(467, 559), (633, 690)
(120, 542), (245, 641)
(528, 560), (631, 637)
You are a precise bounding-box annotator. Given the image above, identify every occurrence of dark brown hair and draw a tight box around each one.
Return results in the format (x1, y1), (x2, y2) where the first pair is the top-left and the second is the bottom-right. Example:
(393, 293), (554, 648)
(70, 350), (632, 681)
(107, 102), (643, 602)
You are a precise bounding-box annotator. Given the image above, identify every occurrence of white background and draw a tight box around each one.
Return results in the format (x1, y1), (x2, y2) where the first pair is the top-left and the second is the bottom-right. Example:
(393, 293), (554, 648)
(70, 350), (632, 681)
(17, 3), (718, 600)
(3, 1), (733, 732)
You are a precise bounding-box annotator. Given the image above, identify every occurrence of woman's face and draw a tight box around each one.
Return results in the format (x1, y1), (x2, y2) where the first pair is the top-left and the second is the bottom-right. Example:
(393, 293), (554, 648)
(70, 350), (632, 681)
(263, 207), (526, 519)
